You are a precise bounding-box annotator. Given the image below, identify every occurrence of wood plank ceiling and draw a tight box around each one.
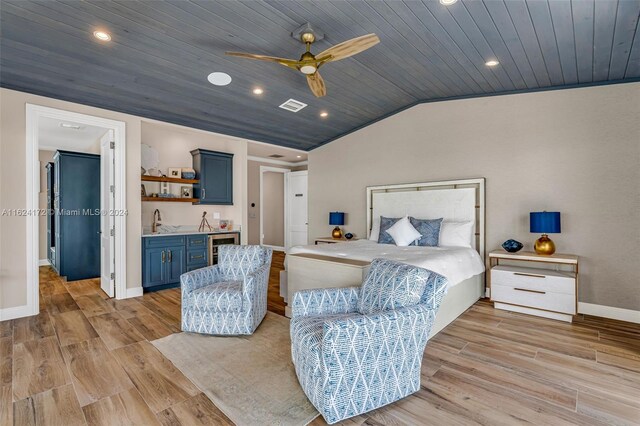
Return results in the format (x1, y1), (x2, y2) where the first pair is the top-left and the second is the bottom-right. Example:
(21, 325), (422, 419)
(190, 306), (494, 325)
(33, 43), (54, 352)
(1, 0), (639, 151)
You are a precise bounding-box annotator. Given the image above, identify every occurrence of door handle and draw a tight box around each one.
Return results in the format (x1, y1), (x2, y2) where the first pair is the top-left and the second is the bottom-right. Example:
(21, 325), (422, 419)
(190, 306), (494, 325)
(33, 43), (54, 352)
(161, 251), (166, 263)
(168, 250), (172, 262)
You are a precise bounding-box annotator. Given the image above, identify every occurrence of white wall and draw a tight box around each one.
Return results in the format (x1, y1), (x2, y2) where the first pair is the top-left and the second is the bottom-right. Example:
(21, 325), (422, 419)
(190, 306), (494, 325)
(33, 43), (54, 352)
(308, 83), (640, 311)
(140, 121), (247, 241)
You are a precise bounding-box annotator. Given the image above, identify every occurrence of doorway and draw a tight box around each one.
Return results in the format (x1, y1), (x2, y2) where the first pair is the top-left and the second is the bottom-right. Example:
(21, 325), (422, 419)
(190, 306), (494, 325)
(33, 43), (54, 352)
(260, 166), (289, 250)
(26, 104), (127, 316)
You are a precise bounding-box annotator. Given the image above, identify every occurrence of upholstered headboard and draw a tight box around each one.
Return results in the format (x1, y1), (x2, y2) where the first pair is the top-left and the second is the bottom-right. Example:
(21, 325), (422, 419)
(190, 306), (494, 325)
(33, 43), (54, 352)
(366, 178), (486, 260)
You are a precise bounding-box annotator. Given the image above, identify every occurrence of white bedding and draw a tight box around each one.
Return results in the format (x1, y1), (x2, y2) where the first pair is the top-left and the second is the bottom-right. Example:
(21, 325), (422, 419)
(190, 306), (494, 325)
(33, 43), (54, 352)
(288, 240), (485, 288)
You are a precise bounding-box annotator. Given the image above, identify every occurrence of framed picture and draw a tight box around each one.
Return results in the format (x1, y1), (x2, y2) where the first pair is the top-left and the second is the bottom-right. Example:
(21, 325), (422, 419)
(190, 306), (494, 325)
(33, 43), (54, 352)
(168, 168), (181, 179)
(181, 186), (193, 198)
(141, 184), (147, 197)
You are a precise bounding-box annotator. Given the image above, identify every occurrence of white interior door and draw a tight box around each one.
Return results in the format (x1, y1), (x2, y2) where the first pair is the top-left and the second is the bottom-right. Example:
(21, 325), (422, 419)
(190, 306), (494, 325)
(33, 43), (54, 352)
(100, 130), (115, 297)
(286, 171), (308, 250)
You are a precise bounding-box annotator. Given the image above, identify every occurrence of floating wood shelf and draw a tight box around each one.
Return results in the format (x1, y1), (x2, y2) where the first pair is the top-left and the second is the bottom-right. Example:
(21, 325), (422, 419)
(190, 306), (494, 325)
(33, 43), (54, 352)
(142, 197), (199, 203)
(141, 175), (199, 184)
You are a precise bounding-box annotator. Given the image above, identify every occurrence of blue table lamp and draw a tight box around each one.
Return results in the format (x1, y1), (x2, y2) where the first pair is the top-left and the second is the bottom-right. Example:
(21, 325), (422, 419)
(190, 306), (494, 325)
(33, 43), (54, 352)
(329, 212), (345, 239)
(530, 211), (561, 255)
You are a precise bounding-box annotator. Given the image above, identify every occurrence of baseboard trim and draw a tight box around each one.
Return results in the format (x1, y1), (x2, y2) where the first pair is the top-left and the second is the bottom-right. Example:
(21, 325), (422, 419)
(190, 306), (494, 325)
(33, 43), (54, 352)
(578, 302), (640, 324)
(0, 304), (36, 321)
(125, 287), (144, 298)
(38, 259), (50, 266)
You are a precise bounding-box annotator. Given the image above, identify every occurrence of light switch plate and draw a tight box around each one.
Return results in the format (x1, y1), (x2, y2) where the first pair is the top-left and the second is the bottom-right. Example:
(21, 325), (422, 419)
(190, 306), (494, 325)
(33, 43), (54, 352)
(213, 212), (221, 219)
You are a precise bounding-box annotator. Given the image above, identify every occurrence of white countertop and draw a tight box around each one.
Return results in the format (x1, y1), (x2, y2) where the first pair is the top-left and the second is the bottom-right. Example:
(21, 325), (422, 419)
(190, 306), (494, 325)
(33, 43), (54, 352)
(142, 225), (240, 238)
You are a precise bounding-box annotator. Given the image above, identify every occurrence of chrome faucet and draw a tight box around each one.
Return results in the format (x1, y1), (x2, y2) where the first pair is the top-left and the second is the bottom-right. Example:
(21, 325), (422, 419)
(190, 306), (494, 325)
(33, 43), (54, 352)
(152, 209), (162, 233)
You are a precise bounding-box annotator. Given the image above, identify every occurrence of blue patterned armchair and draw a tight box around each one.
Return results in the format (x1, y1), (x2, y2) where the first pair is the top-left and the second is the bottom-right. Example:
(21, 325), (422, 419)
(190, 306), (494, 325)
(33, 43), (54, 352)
(181, 245), (272, 335)
(290, 258), (448, 424)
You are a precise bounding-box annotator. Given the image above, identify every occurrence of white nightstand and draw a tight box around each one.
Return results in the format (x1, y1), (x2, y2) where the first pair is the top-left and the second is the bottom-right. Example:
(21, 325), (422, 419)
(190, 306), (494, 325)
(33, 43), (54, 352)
(488, 250), (579, 322)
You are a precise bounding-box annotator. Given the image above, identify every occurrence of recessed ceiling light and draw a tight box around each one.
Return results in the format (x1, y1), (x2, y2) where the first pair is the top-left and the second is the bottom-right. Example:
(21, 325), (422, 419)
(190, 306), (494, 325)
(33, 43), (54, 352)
(485, 60), (500, 67)
(296, 155), (302, 158)
(207, 72), (232, 86)
(93, 30), (111, 42)
(60, 123), (82, 130)
(253, 87), (264, 95)
(320, 111), (328, 118)
(439, 0), (458, 5)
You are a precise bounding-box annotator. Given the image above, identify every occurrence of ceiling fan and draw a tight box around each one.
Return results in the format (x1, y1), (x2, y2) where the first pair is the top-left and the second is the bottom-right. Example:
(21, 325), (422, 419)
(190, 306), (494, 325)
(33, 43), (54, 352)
(225, 25), (379, 98)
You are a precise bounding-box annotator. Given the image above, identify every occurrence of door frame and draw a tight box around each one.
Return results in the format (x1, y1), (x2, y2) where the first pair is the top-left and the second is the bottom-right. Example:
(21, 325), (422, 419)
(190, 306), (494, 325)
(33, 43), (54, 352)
(25, 104), (127, 316)
(259, 165), (289, 251)
(285, 170), (308, 250)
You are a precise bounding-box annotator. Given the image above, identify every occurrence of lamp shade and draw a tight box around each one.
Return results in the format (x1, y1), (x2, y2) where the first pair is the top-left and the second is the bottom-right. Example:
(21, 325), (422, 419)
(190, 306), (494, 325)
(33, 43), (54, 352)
(530, 211), (561, 234)
(329, 212), (345, 226)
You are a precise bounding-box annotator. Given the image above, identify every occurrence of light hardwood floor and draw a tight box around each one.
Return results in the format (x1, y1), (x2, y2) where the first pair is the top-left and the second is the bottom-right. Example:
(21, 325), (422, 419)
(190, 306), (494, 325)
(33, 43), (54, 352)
(1, 259), (639, 425)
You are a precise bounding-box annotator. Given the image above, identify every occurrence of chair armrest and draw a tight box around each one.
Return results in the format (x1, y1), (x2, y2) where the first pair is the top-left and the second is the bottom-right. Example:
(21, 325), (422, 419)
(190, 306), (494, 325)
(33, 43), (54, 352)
(242, 263), (271, 299)
(292, 287), (360, 318)
(180, 265), (221, 294)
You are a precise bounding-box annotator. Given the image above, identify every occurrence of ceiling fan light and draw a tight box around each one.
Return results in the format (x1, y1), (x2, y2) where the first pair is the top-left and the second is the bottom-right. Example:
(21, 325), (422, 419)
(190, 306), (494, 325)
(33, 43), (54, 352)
(300, 65), (317, 75)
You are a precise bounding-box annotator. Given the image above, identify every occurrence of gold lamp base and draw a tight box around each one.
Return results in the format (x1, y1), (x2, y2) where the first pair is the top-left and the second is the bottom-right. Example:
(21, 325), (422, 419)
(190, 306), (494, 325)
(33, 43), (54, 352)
(534, 234), (556, 255)
(332, 226), (343, 239)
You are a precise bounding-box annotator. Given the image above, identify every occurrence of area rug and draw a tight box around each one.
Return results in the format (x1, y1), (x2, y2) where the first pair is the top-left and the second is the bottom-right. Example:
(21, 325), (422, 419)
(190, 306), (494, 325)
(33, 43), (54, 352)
(152, 312), (319, 426)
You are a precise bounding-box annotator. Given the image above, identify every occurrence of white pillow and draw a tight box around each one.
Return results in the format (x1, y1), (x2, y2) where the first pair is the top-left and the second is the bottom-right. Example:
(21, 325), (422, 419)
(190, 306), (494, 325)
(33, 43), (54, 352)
(369, 216), (381, 241)
(386, 216), (422, 247)
(439, 221), (474, 248)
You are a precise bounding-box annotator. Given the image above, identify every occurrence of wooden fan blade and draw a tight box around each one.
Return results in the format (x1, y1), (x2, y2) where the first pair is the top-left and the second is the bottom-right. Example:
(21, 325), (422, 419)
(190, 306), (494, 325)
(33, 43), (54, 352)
(225, 51), (300, 68)
(307, 72), (327, 97)
(315, 33), (380, 63)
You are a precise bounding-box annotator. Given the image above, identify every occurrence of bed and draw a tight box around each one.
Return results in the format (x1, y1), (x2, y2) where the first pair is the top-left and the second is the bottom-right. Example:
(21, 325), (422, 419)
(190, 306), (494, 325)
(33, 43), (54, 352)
(282, 178), (486, 337)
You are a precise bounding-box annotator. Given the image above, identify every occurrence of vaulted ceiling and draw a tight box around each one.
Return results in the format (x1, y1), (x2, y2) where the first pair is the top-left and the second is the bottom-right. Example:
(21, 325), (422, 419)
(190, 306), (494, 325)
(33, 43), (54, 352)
(1, 1), (639, 150)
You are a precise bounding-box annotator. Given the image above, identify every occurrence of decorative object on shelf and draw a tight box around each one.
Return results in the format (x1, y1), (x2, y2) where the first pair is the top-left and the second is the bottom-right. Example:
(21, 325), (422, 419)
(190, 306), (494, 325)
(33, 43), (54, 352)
(219, 219), (233, 231)
(501, 239), (523, 253)
(329, 211), (345, 239)
(141, 144), (160, 176)
(141, 184), (147, 197)
(530, 211), (561, 255)
(168, 168), (182, 178)
(158, 193), (176, 198)
(345, 232), (354, 240)
(160, 181), (169, 195)
(181, 186), (193, 198)
(198, 211), (212, 232)
(181, 167), (196, 179)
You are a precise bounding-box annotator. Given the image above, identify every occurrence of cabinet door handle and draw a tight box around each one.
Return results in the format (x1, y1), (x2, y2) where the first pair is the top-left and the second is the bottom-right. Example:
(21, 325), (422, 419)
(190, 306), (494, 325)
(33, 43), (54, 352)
(202, 189), (206, 199)
(161, 251), (166, 263)
(514, 272), (546, 278)
(514, 287), (546, 294)
(168, 250), (172, 262)
(191, 254), (204, 260)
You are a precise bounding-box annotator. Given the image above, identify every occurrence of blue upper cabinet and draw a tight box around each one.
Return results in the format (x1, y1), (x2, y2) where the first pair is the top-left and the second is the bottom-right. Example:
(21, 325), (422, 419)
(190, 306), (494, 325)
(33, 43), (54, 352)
(191, 149), (233, 205)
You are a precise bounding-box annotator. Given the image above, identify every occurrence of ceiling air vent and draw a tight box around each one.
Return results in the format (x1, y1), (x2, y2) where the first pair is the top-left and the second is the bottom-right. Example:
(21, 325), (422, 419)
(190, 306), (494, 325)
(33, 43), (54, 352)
(268, 154), (285, 158)
(279, 98), (308, 113)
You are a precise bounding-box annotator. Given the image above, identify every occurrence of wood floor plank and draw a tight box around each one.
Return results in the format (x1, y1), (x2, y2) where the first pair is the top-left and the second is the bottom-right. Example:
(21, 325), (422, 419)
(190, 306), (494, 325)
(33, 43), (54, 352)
(46, 292), (81, 316)
(441, 324), (538, 358)
(12, 312), (55, 344)
(64, 339), (134, 406)
(0, 336), (12, 387)
(65, 279), (104, 298)
(82, 388), (161, 426)
(87, 312), (145, 350)
(13, 384), (86, 426)
(50, 310), (99, 347)
(156, 393), (233, 425)
(597, 351), (640, 374)
(578, 390), (640, 425)
(0, 385), (12, 426)
(73, 293), (115, 318)
(12, 336), (71, 400)
(109, 298), (155, 320)
(112, 341), (199, 413)
(0, 320), (12, 338)
(127, 313), (173, 341)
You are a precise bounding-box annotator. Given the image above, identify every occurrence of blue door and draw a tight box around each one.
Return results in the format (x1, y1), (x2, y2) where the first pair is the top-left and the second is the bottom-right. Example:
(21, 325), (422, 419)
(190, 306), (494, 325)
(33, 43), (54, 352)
(144, 247), (166, 287)
(166, 245), (185, 283)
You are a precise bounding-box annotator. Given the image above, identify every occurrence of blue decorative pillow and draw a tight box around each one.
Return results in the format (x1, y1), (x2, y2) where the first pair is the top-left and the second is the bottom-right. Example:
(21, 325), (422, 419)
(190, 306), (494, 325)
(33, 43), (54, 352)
(357, 258), (432, 314)
(377, 216), (401, 244)
(409, 217), (443, 247)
